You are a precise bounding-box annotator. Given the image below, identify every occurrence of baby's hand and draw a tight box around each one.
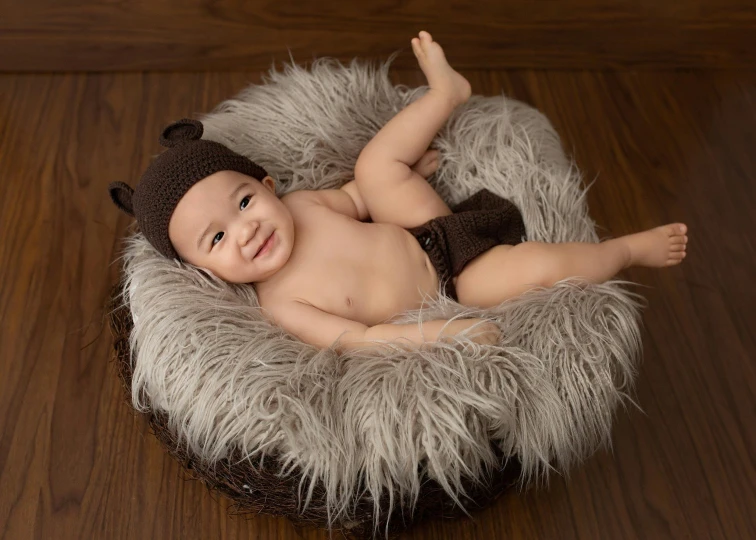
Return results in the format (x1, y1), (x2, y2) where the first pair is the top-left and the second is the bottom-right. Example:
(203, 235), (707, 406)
(466, 319), (501, 345)
(411, 149), (440, 178)
(437, 318), (500, 345)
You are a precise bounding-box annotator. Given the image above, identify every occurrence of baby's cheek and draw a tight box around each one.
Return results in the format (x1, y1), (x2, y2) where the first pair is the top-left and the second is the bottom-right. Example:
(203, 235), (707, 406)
(183, 253), (223, 281)
(215, 259), (249, 284)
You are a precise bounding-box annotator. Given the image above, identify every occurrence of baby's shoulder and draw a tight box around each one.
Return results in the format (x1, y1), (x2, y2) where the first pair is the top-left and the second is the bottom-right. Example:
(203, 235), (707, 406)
(281, 189), (322, 213)
(283, 186), (366, 223)
(281, 188), (317, 203)
(281, 189), (344, 223)
(278, 189), (315, 220)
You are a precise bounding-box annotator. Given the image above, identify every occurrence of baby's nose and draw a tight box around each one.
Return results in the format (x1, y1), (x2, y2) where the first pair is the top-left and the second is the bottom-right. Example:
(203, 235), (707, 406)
(238, 223), (257, 246)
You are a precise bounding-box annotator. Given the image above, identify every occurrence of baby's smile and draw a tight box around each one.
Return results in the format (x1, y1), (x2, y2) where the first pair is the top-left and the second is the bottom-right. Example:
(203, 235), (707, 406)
(254, 231), (276, 258)
(167, 170), (295, 284)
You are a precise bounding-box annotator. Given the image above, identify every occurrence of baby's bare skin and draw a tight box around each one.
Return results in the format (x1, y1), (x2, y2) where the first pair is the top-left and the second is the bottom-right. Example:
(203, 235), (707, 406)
(168, 31), (689, 352)
(257, 191), (439, 327)
(258, 147), (445, 327)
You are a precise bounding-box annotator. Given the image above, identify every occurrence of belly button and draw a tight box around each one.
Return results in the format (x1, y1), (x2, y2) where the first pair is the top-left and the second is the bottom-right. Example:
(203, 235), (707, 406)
(345, 297), (353, 308)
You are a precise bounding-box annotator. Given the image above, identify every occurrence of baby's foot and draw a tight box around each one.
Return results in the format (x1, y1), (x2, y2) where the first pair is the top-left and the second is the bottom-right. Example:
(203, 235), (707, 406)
(411, 31), (471, 107)
(411, 149), (440, 178)
(622, 223), (689, 268)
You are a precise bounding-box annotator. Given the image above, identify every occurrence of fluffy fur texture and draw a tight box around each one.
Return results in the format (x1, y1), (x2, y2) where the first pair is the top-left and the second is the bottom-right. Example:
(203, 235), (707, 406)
(117, 54), (644, 537)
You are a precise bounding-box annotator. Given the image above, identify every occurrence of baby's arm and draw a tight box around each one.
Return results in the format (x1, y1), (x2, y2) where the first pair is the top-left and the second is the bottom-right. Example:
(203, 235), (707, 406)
(268, 301), (499, 353)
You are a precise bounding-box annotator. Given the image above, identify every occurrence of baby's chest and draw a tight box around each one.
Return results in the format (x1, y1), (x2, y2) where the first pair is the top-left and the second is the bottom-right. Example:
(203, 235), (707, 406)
(275, 214), (425, 324)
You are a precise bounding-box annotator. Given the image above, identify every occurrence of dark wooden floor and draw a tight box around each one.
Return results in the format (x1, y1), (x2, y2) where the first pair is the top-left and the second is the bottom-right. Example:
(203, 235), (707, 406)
(1, 66), (754, 539)
(4, 0), (756, 71)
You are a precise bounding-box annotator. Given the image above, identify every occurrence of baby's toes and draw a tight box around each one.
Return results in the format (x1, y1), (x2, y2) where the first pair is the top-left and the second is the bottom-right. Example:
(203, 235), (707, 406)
(668, 250), (686, 263)
(663, 223), (686, 237)
(419, 30), (433, 44)
(672, 247), (687, 259)
(419, 31), (445, 56)
(411, 37), (423, 57)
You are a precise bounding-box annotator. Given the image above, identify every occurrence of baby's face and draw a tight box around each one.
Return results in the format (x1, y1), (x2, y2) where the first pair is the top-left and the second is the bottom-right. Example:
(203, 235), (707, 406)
(168, 170), (294, 284)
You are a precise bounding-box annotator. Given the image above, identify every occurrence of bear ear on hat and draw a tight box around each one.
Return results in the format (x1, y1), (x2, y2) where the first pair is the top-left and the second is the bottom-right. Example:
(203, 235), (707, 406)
(159, 118), (204, 148)
(108, 181), (136, 217)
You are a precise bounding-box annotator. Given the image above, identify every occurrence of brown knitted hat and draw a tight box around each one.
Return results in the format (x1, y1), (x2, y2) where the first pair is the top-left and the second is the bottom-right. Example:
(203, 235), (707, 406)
(108, 118), (269, 260)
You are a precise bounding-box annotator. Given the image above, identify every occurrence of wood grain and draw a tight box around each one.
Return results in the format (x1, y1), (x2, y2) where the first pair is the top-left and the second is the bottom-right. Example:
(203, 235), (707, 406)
(1, 65), (755, 538)
(1, 0), (756, 71)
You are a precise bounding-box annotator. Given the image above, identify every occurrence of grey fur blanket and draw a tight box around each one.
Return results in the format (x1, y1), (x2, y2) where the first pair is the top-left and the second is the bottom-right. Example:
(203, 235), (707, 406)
(118, 54), (643, 536)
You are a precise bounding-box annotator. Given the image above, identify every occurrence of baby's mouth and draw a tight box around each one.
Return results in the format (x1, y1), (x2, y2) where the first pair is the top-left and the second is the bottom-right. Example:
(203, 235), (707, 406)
(253, 232), (274, 258)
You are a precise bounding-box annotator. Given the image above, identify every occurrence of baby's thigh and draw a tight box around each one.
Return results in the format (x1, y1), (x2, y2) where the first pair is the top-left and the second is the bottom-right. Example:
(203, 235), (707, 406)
(454, 243), (546, 308)
(356, 163), (451, 228)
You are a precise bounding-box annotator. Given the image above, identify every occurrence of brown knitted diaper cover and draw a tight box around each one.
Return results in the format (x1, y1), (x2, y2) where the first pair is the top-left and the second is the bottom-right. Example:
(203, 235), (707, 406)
(407, 189), (527, 301)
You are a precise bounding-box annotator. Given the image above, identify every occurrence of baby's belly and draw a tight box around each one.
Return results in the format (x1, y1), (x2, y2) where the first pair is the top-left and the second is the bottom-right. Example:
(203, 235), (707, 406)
(311, 224), (440, 326)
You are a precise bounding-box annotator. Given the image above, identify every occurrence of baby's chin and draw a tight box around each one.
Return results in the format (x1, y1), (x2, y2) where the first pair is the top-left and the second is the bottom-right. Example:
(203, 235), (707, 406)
(203, 265), (257, 284)
(195, 261), (274, 285)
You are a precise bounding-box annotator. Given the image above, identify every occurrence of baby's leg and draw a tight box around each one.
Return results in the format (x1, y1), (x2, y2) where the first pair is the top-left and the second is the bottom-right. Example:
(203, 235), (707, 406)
(455, 224), (689, 308)
(354, 31), (471, 227)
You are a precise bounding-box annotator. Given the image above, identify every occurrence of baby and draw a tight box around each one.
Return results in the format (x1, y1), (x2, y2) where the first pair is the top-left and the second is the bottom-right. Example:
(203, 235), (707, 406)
(109, 31), (688, 352)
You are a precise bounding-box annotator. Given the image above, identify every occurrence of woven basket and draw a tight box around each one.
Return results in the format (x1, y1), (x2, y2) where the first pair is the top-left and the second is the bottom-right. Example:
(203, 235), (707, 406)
(108, 284), (522, 538)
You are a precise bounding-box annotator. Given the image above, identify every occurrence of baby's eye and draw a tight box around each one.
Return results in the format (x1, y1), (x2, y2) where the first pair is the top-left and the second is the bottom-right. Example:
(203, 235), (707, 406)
(212, 232), (224, 247)
(240, 195), (251, 210)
